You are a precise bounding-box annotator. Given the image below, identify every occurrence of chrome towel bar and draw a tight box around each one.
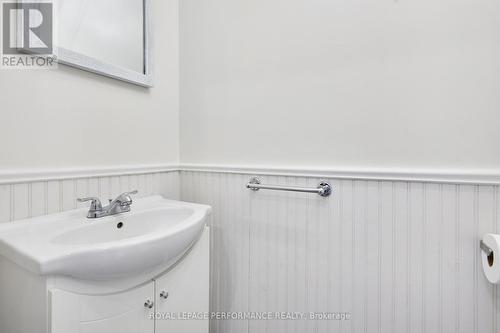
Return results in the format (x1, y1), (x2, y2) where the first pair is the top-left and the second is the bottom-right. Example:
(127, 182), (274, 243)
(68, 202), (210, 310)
(246, 177), (332, 197)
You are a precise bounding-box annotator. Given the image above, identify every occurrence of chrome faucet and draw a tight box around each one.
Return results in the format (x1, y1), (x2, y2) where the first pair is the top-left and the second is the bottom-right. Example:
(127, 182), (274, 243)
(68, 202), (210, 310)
(78, 190), (138, 219)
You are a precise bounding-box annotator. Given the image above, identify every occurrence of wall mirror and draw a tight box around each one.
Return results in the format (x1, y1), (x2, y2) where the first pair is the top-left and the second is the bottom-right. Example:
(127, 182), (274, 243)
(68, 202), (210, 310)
(56, 0), (153, 87)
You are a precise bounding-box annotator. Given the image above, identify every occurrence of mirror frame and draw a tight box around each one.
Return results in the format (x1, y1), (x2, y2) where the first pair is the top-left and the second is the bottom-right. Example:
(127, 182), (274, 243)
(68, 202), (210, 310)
(56, 0), (153, 87)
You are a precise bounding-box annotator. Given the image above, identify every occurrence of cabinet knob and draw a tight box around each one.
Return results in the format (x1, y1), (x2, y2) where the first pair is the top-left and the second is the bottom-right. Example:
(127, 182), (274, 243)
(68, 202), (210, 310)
(160, 291), (169, 299)
(144, 300), (154, 309)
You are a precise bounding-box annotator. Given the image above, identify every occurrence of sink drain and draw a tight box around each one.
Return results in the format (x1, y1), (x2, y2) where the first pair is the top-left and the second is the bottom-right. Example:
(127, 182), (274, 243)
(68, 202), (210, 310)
(117, 222), (124, 229)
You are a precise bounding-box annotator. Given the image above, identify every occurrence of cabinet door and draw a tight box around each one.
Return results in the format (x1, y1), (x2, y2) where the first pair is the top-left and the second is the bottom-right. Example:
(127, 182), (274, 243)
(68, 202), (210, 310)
(155, 227), (210, 333)
(50, 282), (155, 333)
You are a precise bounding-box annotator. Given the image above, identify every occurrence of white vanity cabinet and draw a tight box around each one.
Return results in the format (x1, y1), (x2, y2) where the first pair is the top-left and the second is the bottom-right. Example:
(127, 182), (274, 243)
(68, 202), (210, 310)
(0, 227), (210, 333)
(155, 225), (210, 333)
(50, 282), (156, 333)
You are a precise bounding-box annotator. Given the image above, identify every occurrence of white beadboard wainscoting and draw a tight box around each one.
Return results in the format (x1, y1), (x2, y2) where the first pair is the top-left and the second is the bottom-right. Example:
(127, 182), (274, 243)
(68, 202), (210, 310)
(180, 170), (500, 333)
(0, 170), (179, 223)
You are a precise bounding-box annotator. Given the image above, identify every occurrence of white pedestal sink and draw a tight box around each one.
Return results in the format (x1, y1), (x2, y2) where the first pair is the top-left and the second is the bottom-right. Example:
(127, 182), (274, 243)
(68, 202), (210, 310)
(0, 196), (212, 333)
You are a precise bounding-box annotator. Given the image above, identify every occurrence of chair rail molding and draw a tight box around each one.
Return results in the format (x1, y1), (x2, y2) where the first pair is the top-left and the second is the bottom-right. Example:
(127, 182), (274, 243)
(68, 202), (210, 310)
(179, 164), (500, 185)
(1, 163), (500, 186)
(0, 164), (178, 185)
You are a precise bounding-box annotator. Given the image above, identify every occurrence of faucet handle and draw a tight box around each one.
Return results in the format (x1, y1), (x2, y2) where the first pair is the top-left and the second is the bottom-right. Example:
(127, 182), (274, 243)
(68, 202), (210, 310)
(115, 190), (138, 207)
(77, 197), (103, 211)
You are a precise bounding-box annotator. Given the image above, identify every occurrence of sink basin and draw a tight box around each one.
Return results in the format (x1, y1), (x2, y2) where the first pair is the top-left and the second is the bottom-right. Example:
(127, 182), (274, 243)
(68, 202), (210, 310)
(0, 196), (211, 280)
(51, 208), (195, 245)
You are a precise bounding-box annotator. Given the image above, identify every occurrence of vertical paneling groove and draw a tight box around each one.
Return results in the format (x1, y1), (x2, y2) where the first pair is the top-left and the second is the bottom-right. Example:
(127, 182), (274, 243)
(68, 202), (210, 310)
(285, 176), (292, 333)
(326, 178), (333, 333)
(73, 180), (78, 209)
(441, 185), (457, 333)
(495, 187), (500, 333)
(341, 180), (353, 333)
(379, 182), (393, 333)
(363, 182), (368, 333)
(13, 184), (30, 220)
(493, 187), (498, 332)
(9, 185), (14, 221)
(30, 182), (45, 217)
(409, 183), (423, 333)
(422, 183), (427, 333)
(459, 185), (474, 332)
(245, 174), (251, 333)
(439, 184), (443, 333)
(264, 175), (271, 333)
(492, 186), (499, 332)
(406, 183), (411, 333)
(474, 186), (479, 333)
(391, 183), (396, 333)
(377, 181), (382, 333)
(338, 180), (344, 333)
(27, 183), (32, 218)
(0, 185), (11, 223)
(455, 186), (461, 333)
(214, 172), (221, 333)
(477, 186), (495, 333)
(352, 180), (357, 333)
(44, 181), (49, 215)
(58, 181), (63, 212)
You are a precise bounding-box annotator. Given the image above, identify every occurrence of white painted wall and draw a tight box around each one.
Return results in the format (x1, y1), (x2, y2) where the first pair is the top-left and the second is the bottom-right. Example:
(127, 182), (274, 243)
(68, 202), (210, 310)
(180, 0), (500, 170)
(0, 0), (179, 170)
